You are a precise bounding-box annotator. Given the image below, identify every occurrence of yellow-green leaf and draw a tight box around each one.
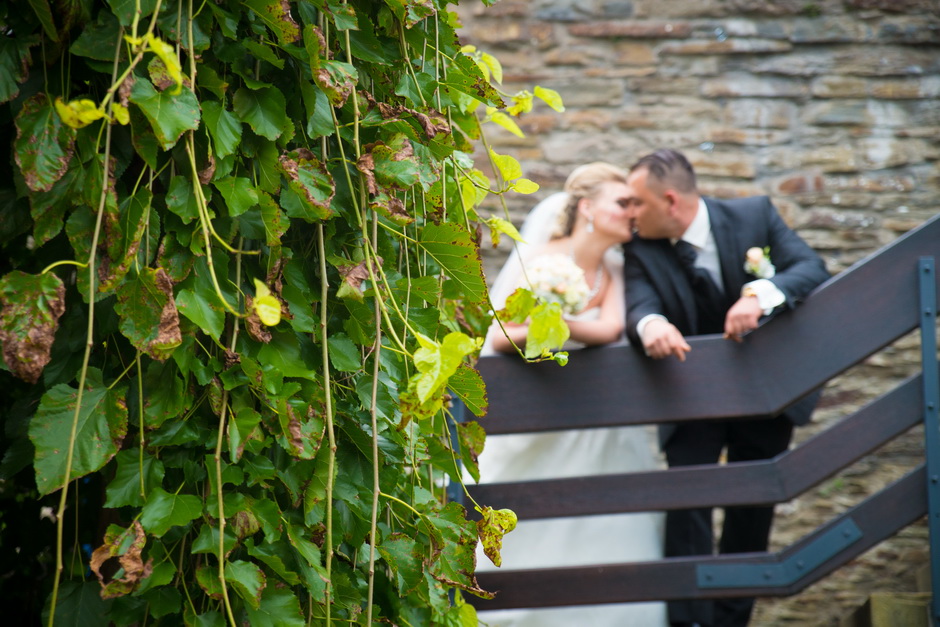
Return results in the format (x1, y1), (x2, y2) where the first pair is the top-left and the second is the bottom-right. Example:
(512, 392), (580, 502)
(489, 149), (523, 182)
(485, 216), (524, 248)
(253, 279), (281, 326)
(487, 110), (524, 138)
(507, 90), (533, 116)
(54, 97), (108, 129)
(481, 52), (503, 84)
(510, 178), (540, 194)
(534, 85), (565, 112)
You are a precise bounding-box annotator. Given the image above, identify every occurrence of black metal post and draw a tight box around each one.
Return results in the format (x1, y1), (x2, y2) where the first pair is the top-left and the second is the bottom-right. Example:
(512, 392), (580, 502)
(918, 257), (940, 627)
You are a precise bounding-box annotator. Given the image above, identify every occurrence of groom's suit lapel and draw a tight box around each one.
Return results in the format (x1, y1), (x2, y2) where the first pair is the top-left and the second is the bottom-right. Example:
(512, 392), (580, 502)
(706, 198), (745, 312)
(643, 239), (699, 335)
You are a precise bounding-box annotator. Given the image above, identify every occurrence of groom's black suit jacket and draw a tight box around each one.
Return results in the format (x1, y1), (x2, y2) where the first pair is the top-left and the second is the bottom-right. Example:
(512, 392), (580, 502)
(623, 195), (830, 435)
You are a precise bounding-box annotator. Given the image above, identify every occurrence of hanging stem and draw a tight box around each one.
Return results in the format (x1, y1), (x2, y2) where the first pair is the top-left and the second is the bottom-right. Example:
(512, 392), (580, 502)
(318, 224), (337, 622)
(365, 208), (383, 626)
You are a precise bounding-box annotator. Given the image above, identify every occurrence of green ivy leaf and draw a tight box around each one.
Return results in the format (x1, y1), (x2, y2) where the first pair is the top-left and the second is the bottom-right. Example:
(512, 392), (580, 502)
(447, 364), (487, 418)
(314, 60), (358, 107)
(104, 448), (165, 508)
(247, 540), (301, 586)
(225, 560), (266, 609)
(243, 585), (305, 627)
(202, 101), (243, 159)
(29, 368), (128, 496)
(214, 176), (259, 217)
(0, 34), (37, 104)
(412, 332), (480, 404)
(14, 94), (75, 193)
(44, 581), (113, 625)
(243, 0), (301, 45)
(176, 287), (225, 340)
(233, 86), (289, 141)
(106, 0), (159, 27)
(139, 487), (202, 537)
(457, 420), (486, 483)
(419, 223), (487, 304)
(141, 359), (190, 429)
(130, 79), (201, 150)
(426, 502), (492, 598)
(442, 52), (505, 109)
(115, 267), (182, 360)
(278, 150), (334, 221)
(499, 287), (537, 324)
(328, 334), (360, 373)
(378, 533), (423, 595)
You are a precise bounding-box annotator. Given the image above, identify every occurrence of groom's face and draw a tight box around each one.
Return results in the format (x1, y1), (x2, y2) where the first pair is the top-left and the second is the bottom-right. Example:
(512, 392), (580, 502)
(625, 168), (673, 239)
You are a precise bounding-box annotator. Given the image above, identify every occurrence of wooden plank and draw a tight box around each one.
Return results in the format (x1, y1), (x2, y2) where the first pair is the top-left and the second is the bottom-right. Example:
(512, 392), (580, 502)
(469, 467), (927, 609)
(475, 214), (940, 434)
(466, 373), (923, 518)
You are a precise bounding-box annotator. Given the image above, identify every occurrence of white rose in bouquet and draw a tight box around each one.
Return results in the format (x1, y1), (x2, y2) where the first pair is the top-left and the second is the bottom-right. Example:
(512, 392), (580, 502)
(525, 254), (589, 315)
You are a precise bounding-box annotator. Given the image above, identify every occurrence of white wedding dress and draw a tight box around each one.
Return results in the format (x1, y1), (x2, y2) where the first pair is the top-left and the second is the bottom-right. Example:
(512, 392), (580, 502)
(474, 194), (668, 627)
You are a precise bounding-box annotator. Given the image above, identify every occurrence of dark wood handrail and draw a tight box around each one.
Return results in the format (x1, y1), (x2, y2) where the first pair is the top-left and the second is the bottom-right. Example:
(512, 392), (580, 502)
(467, 372), (924, 518)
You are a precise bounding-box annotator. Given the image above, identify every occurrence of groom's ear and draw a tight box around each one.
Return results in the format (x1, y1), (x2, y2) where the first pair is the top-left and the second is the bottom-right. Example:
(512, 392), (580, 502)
(663, 189), (680, 216)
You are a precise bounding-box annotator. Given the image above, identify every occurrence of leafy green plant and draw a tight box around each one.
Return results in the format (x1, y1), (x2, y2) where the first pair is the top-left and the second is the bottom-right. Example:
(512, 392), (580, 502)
(0, 0), (566, 624)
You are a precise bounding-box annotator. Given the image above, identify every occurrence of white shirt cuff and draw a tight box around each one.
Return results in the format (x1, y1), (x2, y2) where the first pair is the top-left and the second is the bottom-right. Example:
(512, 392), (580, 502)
(743, 279), (785, 315)
(636, 313), (668, 346)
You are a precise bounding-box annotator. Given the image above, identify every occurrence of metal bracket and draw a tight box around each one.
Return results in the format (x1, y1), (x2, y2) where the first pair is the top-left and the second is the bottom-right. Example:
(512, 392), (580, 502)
(697, 517), (862, 589)
(917, 257), (940, 627)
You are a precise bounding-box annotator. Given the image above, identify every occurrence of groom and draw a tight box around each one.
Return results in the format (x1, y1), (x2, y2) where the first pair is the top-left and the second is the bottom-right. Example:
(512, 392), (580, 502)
(621, 149), (829, 627)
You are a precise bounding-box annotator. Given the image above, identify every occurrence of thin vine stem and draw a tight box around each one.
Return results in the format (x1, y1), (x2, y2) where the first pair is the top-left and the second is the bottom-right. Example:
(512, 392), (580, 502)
(365, 210), (382, 627)
(317, 223), (337, 623)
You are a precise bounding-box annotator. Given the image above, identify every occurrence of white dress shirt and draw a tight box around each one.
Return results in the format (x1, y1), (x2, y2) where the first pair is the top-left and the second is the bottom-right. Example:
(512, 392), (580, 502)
(636, 199), (784, 343)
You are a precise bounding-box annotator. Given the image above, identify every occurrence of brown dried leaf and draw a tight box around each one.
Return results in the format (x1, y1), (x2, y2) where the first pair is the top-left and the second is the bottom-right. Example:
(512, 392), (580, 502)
(91, 521), (154, 599)
(356, 153), (378, 195)
(244, 295), (272, 343)
(0, 272), (66, 383)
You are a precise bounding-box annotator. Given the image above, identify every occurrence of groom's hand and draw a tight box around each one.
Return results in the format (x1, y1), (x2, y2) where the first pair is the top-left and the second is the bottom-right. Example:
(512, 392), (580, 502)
(723, 295), (763, 342)
(642, 318), (692, 361)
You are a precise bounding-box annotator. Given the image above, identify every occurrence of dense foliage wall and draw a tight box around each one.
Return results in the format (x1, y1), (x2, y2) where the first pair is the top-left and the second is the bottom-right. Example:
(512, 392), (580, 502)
(0, 1), (558, 624)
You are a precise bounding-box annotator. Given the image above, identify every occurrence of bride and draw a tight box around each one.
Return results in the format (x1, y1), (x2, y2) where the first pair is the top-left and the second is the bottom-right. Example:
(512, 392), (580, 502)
(475, 162), (668, 626)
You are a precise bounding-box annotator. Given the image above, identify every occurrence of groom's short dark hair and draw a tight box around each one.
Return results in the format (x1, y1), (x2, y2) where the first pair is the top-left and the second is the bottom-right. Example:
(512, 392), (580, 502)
(631, 149), (697, 194)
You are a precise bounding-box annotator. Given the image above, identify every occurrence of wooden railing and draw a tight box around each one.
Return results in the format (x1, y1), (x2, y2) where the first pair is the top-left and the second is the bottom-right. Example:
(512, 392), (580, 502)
(464, 213), (940, 622)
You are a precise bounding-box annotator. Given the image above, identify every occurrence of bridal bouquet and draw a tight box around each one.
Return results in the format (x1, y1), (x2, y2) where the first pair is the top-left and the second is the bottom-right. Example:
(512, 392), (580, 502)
(525, 253), (589, 315)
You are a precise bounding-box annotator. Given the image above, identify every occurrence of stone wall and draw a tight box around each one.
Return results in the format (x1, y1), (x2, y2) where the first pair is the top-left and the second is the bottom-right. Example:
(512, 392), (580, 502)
(456, 2), (940, 621)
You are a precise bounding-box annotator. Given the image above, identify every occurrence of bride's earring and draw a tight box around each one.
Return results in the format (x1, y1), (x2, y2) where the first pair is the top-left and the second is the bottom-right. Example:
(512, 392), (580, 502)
(587, 214), (594, 233)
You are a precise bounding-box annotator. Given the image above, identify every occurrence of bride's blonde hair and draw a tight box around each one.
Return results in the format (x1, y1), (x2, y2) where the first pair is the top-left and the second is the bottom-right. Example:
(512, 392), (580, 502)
(554, 161), (628, 237)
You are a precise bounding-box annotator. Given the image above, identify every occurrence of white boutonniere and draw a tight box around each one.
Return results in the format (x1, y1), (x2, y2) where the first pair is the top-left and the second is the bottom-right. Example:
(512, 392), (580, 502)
(744, 246), (775, 279)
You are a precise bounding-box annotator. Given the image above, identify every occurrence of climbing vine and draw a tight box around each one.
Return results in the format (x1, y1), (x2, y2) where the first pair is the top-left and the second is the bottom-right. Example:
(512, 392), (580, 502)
(0, 0), (566, 624)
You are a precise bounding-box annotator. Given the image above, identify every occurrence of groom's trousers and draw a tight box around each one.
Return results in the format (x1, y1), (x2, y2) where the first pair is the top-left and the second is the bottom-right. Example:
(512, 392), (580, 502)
(662, 413), (794, 627)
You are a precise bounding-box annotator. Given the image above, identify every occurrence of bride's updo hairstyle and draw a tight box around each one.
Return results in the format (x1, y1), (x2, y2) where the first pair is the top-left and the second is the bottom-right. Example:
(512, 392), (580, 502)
(554, 161), (628, 237)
